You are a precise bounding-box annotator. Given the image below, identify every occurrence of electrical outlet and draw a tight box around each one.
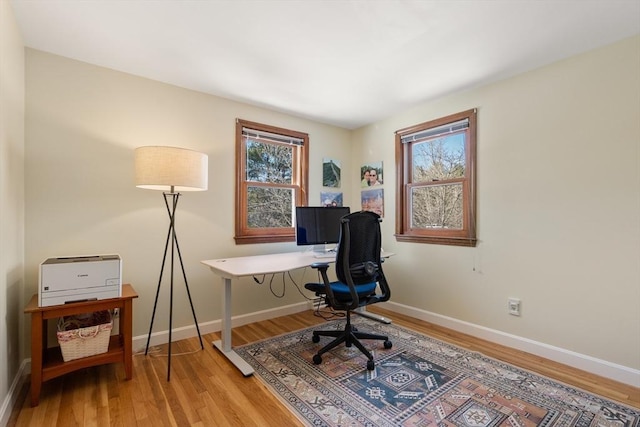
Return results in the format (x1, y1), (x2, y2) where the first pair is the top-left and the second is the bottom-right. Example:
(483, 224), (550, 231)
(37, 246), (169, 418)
(508, 298), (521, 316)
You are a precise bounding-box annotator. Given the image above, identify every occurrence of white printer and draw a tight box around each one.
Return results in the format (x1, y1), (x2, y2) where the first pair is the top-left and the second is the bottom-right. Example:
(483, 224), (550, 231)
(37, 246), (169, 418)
(39, 254), (122, 307)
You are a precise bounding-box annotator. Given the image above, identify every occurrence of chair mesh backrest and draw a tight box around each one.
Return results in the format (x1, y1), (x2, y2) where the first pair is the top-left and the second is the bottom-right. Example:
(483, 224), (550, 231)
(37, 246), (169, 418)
(335, 211), (382, 285)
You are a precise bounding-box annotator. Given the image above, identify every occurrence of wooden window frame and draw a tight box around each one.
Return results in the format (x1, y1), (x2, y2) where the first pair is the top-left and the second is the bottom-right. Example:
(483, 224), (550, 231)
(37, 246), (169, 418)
(235, 119), (309, 244)
(395, 109), (477, 247)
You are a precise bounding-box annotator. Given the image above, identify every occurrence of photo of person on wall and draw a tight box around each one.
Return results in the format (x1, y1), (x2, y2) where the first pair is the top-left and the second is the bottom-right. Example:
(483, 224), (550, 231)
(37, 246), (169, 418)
(360, 161), (383, 187)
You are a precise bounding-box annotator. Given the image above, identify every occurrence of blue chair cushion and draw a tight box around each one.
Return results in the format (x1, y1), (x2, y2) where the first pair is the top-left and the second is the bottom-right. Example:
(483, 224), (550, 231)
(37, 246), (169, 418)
(330, 281), (377, 296)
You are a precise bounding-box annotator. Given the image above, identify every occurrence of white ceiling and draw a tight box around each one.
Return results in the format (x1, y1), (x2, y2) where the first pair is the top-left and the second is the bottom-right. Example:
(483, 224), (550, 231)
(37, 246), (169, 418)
(10, 0), (640, 129)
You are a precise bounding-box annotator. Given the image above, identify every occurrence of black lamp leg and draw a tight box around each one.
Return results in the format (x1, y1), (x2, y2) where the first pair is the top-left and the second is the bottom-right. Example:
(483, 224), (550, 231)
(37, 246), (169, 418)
(144, 192), (203, 381)
(173, 227), (205, 350)
(144, 213), (172, 355)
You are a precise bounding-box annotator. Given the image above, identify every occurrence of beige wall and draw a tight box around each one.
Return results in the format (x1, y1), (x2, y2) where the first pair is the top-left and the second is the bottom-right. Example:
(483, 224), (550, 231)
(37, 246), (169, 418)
(352, 35), (640, 371)
(0, 0), (25, 417)
(24, 49), (352, 353)
(19, 35), (640, 387)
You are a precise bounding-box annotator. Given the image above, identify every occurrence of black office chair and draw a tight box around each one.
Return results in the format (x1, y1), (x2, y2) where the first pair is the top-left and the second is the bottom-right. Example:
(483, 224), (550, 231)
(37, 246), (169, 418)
(305, 210), (392, 370)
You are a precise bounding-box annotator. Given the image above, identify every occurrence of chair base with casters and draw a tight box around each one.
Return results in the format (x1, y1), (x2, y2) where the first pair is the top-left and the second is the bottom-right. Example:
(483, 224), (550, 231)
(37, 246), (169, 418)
(310, 309), (392, 370)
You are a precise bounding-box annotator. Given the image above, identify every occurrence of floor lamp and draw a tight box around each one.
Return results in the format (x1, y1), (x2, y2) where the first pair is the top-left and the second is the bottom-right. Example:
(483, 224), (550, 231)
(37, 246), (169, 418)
(134, 146), (208, 381)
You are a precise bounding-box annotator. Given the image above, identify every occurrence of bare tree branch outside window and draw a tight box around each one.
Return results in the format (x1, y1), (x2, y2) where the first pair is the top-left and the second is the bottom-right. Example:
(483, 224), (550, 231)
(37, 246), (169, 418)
(411, 134), (465, 229)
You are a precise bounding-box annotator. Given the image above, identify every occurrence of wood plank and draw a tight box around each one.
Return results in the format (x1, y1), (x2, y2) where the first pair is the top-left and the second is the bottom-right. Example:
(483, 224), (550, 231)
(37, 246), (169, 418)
(8, 308), (639, 427)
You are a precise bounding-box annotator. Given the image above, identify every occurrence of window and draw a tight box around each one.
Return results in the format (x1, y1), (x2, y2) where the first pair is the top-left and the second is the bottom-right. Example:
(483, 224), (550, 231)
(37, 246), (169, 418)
(235, 119), (308, 244)
(395, 109), (477, 247)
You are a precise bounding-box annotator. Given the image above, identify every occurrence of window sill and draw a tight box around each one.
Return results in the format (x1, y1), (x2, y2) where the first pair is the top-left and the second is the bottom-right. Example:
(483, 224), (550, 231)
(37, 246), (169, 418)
(234, 235), (295, 245)
(394, 234), (477, 247)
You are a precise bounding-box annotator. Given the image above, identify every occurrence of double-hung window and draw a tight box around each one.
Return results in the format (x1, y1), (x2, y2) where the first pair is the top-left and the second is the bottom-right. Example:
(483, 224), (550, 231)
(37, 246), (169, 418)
(235, 119), (309, 244)
(395, 109), (477, 247)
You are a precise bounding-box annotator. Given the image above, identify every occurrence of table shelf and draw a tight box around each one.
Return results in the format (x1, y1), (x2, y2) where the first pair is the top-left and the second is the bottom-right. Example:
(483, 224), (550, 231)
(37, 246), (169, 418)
(24, 284), (138, 406)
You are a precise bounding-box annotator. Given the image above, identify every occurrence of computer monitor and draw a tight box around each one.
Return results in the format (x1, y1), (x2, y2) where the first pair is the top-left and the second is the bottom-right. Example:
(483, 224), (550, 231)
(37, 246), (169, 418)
(295, 206), (350, 254)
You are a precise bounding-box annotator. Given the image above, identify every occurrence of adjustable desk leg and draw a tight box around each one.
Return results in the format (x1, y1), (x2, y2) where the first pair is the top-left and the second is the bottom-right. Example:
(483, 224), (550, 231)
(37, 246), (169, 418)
(220, 276), (232, 351)
(212, 277), (254, 376)
(353, 307), (392, 324)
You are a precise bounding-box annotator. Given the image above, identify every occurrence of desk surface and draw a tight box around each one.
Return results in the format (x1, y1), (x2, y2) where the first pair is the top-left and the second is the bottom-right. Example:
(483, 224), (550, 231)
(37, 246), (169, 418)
(201, 250), (393, 279)
(201, 251), (323, 279)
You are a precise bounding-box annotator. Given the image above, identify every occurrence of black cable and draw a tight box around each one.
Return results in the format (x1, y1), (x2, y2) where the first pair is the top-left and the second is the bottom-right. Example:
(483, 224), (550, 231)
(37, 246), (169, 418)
(269, 273), (285, 298)
(307, 268), (345, 320)
(286, 269), (317, 301)
(257, 267), (343, 321)
(312, 297), (345, 321)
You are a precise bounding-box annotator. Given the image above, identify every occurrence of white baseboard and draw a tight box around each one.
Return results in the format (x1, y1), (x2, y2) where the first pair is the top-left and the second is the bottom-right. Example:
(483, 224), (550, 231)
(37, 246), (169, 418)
(0, 359), (29, 427)
(134, 301), (311, 351)
(138, 299), (639, 387)
(379, 301), (640, 388)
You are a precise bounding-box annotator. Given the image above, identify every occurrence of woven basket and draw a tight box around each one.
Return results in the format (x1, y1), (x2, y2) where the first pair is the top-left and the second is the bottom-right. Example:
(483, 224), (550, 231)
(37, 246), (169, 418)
(57, 310), (113, 362)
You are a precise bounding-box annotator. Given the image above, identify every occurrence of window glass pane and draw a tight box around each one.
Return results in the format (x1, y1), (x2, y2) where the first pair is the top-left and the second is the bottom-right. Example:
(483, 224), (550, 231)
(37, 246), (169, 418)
(245, 139), (293, 184)
(411, 132), (466, 183)
(411, 183), (463, 229)
(247, 186), (293, 228)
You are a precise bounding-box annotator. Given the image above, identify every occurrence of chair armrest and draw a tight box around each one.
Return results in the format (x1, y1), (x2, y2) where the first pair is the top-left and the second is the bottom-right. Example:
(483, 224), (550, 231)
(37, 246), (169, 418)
(310, 262), (330, 270)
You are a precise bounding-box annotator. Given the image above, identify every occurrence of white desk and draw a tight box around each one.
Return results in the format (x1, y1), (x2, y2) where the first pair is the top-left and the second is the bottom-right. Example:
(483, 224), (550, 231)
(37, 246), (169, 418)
(201, 250), (392, 376)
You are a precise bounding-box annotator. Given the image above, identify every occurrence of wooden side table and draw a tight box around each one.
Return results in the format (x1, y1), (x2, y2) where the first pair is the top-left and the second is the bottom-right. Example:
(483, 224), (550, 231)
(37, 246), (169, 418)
(24, 284), (138, 406)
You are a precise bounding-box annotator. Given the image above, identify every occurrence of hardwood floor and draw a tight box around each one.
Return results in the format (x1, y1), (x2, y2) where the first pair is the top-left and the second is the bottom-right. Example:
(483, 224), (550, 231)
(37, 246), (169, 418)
(9, 307), (639, 426)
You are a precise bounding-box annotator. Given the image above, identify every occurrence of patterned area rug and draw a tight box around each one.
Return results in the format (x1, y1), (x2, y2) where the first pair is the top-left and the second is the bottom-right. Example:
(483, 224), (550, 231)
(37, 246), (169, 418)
(235, 317), (639, 427)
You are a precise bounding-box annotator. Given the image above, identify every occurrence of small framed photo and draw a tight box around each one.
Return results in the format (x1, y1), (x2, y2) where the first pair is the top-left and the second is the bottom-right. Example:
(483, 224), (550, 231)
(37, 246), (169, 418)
(360, 161), (383, 187)
(361, 188), (384, 217)
(320, 192), (343, 207)
(323, 158), (341, 188)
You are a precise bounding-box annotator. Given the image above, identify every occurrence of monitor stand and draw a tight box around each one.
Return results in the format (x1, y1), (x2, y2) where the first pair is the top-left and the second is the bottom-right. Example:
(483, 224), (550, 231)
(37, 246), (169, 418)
(312, 244), (336, 259)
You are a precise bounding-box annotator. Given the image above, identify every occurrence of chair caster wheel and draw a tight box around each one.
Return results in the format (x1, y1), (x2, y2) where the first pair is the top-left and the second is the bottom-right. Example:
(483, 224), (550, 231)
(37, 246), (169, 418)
(312, 334), (320, 343)
(367, 360), (375, 370)
(313, 354), (322, 365)
(384, 340), (392, 349)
